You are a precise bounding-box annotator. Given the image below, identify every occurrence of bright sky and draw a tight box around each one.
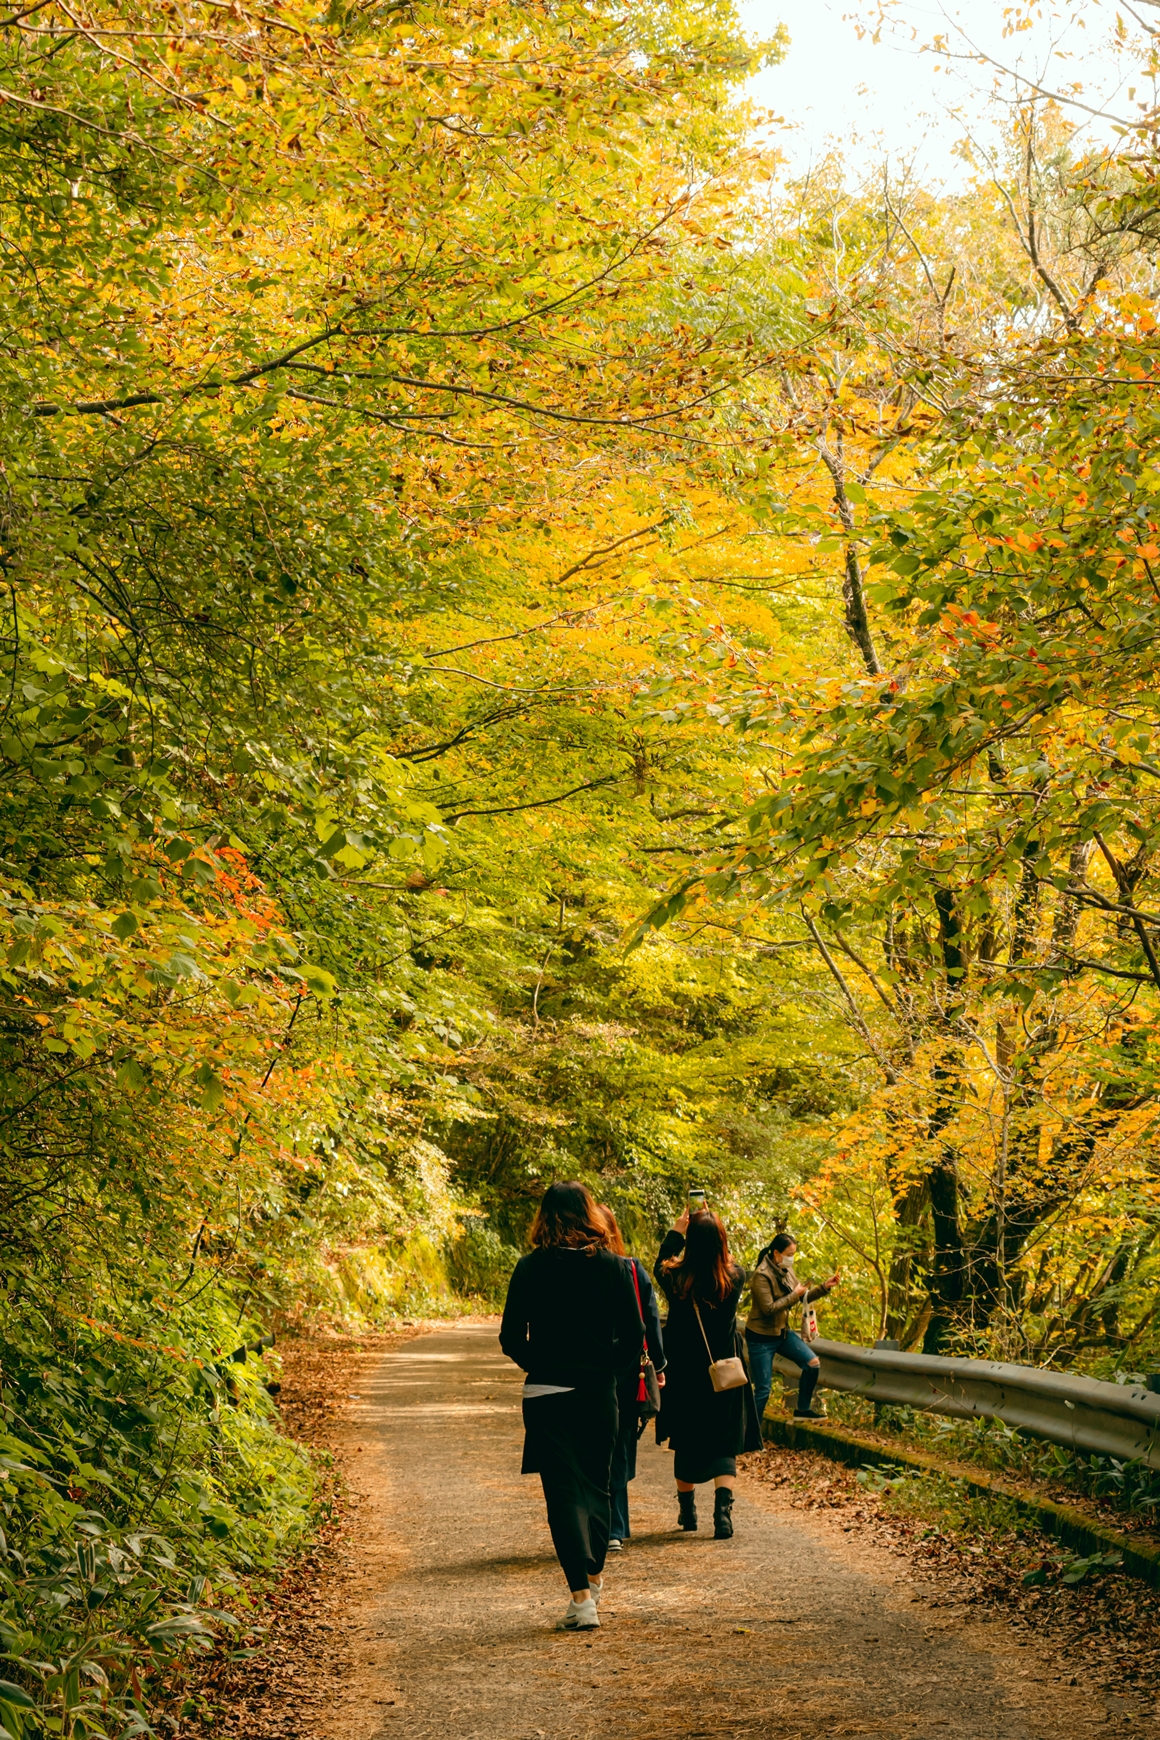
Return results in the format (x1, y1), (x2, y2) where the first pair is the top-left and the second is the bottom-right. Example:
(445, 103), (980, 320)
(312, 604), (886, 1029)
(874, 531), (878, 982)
(736, 0), (1152, 185)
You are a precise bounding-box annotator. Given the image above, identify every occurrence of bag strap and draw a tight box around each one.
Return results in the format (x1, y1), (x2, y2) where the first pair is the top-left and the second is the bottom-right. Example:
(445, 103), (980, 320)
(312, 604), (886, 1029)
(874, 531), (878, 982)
(692, 1297), (715, 1364)
(629, 1260), (649, 1365)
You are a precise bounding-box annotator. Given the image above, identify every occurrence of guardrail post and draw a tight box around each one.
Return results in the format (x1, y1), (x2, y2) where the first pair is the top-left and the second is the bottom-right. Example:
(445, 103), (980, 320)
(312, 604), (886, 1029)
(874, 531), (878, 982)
(871, 1339), (900, 1424)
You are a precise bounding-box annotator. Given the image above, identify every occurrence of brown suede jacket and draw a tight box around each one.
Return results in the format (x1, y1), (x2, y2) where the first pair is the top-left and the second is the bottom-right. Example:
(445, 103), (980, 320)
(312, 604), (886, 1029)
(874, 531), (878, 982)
(745, 1253), (833, 1338)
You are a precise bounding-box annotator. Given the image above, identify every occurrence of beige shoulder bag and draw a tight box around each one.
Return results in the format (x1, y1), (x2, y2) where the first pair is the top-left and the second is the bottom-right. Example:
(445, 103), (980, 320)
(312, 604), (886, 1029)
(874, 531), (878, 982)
(693, 1298), (748, 1392)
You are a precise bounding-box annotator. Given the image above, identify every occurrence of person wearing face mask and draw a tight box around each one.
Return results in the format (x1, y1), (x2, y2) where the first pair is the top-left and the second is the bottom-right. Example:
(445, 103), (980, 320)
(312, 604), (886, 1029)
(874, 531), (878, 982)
(745, 1232), (839, 1426)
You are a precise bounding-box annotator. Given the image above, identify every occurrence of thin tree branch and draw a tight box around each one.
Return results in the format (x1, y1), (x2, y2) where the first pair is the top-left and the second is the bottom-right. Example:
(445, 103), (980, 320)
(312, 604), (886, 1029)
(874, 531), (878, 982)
(801, 910), (897, 1083)
(444, 774), (622, 822)
(1093, 832), (1160, 992)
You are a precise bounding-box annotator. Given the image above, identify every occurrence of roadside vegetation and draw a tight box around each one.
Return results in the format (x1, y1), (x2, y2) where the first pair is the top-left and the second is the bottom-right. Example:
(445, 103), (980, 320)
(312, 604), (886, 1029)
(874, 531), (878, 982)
(812, 1391), (1160, 1528)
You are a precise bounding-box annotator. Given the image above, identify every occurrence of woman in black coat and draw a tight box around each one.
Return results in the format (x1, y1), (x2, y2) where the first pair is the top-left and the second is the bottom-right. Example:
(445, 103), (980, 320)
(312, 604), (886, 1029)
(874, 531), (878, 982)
(654, 1207), (762, 1539)
(500, 1182), (644, 1632)
(595, 1204), (666, 1550)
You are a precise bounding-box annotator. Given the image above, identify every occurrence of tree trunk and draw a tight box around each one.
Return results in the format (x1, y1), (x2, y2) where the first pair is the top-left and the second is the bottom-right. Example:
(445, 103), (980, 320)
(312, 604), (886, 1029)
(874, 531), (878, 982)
(884, 1177), (930, 1341)
(922, 888), (967, 1353)
(819, 431), (882, 678)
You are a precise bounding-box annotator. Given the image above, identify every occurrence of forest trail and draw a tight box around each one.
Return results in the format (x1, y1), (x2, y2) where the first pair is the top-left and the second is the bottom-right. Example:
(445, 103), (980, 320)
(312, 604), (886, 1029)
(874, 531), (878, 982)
(313, 1324), (1107, 1740)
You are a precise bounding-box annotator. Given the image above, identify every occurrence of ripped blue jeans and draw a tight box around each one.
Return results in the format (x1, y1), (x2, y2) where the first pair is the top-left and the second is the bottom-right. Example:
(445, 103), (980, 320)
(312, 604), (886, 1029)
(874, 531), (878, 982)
(746, 1328), (818, 1423)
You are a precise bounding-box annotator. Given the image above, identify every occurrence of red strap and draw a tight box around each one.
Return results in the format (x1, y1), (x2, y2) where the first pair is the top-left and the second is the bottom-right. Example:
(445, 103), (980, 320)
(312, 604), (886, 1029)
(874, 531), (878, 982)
(631, 1259), (649, 1383)
(630, 1261), (650, 1401)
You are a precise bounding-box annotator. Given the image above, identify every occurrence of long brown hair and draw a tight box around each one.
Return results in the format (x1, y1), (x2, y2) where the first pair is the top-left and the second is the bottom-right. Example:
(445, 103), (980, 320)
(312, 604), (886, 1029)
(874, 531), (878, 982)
(663, 1210), (737, 1304)
(595, 1204), (626, 1256)
(529, 1181), (610, 1254)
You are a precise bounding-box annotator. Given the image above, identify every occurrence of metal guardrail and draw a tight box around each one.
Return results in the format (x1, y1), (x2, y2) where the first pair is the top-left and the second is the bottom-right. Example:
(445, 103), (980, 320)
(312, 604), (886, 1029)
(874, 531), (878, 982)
(774, 1337), (1160, 1470)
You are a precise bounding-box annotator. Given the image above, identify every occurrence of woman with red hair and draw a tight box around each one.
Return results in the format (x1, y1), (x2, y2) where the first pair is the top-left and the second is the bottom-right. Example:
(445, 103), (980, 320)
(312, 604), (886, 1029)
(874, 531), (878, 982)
(500, 1181), (644, 1631)
(594, 1203), (666, 1551)
(654, 1206), (762, 1539)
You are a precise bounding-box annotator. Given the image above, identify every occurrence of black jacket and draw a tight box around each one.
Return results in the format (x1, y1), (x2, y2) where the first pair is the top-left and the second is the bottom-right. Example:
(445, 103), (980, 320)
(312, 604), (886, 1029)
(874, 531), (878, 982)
(499, 1245), (644, 1388)
(653, 1229), (762, 1459)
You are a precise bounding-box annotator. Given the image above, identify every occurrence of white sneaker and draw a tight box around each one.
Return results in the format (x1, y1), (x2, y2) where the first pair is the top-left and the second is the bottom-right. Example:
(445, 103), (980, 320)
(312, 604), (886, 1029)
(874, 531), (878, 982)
(558, 1596), (600, 1631)
(607, 1538), (623, 1552)
(588, 1578), (603, 1606)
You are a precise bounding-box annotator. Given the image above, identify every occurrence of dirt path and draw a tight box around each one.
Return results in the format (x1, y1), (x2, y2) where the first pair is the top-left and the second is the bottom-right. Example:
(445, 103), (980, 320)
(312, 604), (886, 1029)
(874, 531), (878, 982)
(298, 1322), (1121, 1740)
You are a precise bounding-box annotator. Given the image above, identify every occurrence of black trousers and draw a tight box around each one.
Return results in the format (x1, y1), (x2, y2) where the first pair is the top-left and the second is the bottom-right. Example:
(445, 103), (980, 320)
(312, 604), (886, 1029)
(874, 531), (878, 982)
(522, 1382), (618, 1592)
(609, 1376), (640, 1540)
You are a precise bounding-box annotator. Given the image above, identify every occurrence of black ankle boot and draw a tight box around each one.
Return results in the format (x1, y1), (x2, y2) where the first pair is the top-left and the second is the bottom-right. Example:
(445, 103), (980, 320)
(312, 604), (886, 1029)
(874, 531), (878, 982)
(677, 1491), (698, 1532)
(713, 1488), (734, 1540)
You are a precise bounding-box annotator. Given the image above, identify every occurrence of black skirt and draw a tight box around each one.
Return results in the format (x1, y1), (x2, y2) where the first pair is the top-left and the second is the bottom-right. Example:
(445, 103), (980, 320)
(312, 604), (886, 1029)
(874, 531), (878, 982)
(655, 1319), (763, 1469)
(674, 1449), (737, 1484)
(520, 1378), (618, 1479)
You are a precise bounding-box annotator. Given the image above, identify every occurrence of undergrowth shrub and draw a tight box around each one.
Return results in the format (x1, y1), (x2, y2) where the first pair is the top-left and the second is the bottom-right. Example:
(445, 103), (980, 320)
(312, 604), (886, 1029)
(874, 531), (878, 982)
(0, 1286), (313, 1740)
(447, 1220), (521, 1309)
(836, 1398), (1160, 1523)
(856, 1459), (1025, 1536)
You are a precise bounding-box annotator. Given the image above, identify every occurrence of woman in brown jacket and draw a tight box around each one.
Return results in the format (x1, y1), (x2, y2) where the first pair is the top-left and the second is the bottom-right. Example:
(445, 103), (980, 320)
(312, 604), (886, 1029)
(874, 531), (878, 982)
(745, 1232), (839, 1425)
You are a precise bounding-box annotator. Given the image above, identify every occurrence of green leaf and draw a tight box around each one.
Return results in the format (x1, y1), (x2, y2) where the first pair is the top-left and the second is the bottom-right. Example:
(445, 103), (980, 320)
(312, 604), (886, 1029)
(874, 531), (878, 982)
(300, 965), (336, 997)
(193, 1063), (225, 1113)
